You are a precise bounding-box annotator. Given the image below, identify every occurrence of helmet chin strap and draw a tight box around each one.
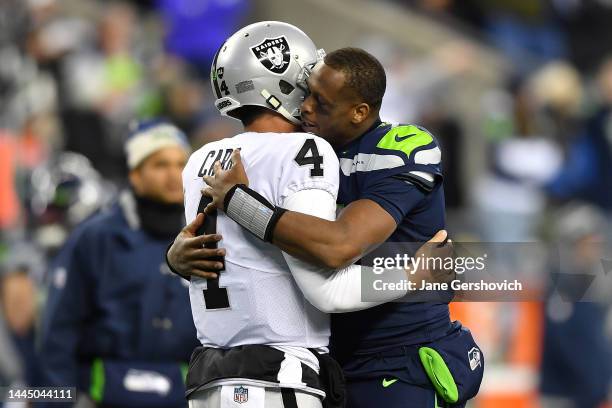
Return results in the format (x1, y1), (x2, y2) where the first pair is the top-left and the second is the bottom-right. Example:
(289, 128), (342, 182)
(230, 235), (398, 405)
(260, 89), (301, 125)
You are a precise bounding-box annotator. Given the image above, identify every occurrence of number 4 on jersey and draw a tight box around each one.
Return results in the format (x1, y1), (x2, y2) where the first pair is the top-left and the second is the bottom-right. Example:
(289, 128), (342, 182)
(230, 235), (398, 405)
(294, 138), (324, 177)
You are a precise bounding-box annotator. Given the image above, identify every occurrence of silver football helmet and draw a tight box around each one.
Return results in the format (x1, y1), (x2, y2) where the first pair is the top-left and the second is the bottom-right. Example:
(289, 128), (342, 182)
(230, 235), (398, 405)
(211, 21), (325, 125)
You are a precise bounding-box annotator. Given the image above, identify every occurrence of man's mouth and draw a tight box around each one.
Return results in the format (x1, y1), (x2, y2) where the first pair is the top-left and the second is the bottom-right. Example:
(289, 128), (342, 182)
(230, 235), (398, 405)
(301, 119), (318, 132)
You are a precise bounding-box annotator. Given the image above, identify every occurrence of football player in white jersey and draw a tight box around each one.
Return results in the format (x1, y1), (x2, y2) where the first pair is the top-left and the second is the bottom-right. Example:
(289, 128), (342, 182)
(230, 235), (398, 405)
(173, 22), (450, 408)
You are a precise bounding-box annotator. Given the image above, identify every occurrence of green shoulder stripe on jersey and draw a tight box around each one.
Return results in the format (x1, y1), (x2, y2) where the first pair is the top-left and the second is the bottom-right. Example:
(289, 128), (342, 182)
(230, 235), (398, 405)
(376, 125), (433, 157)
(418, 347), (459, 404)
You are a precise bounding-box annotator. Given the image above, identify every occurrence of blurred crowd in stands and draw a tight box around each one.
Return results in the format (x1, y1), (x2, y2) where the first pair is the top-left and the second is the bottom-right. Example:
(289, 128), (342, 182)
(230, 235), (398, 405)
(0, 0), (611, 406)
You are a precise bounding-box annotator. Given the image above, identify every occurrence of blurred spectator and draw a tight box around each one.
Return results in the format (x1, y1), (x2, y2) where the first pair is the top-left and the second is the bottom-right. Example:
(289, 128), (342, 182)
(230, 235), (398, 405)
(540, 203), (612, 408)
(473, 62), (584, 241)
(1, 152), (111, 389)
(0, 240), (29, 390)
(57, 1), (146, 181)
(0, 242), (46, 387)
(546, 56), (612, 211)
(38, 122), (198, 408)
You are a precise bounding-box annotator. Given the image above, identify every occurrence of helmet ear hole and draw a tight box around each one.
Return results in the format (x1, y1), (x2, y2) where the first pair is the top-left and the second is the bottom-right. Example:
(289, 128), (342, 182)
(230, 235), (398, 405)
(279, 80), (295, 95)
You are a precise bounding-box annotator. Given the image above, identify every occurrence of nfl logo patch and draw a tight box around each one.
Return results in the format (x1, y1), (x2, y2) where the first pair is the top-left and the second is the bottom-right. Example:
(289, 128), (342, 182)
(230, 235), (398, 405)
(251, 36), (291, 74)
(234, 386), (249, 404)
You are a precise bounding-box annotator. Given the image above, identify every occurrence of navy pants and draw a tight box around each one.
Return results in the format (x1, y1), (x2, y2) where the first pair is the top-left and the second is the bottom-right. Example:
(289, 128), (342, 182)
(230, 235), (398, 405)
(347, 376), (465, 408)
(339, 322), (483, 408)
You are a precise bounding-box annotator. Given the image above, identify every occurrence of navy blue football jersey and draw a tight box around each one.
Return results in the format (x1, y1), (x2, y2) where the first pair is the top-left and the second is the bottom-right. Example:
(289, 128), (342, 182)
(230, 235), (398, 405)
(331, 121), (451, 361)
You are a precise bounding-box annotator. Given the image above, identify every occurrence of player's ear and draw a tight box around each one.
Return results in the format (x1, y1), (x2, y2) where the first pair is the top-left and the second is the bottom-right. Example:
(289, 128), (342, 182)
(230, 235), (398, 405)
(128, 169), (143, 195)
(352, 103), (370, 125)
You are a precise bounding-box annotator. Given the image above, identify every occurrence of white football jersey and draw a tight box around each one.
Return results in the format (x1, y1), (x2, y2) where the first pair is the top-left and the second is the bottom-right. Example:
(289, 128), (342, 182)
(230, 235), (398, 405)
(183, 132), (339, 350)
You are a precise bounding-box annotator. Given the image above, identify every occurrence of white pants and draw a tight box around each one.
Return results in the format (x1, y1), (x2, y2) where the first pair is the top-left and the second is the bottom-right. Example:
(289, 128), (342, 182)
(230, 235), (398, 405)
(188, 385), (323, 408)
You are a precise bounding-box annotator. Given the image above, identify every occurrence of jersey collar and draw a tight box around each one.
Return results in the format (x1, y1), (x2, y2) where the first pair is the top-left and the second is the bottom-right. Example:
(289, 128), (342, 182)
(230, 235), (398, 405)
(335, 118), (383, 154)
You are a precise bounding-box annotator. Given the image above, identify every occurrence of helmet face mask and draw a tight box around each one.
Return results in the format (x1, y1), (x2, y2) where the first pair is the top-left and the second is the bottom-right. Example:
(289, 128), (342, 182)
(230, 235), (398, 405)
(295, 49), (326, 93)
(210, 21), (324, 125)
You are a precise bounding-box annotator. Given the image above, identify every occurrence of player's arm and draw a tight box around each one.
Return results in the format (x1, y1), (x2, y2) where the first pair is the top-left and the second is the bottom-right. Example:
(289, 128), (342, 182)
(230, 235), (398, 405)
(202, 149), (437, 269)
(274, 166), (444, 268)
(202, 149), (394, 268)
(276, 198), (395, 268)
(280, 187), (401, 312)
(278, 188), (450, 312)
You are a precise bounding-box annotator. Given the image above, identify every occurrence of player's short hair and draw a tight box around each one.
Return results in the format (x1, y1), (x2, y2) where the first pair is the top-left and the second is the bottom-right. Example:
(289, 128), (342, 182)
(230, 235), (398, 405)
(324, 47), (386, 109)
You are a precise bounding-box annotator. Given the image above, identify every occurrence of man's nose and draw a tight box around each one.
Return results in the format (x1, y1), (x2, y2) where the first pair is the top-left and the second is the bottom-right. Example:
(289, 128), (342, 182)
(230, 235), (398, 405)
(301, 95), (314, 115)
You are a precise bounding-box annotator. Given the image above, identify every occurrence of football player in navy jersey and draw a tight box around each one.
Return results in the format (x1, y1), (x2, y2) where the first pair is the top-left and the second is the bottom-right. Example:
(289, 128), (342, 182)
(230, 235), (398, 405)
(172, 47), (483, 407)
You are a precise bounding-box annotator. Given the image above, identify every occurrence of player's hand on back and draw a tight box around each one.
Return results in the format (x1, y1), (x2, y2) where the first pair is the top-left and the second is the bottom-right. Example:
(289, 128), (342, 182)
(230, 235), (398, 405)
(410, 230), (455, 285)
(167, 213), (226, 279)
(202, 148), (249, 213)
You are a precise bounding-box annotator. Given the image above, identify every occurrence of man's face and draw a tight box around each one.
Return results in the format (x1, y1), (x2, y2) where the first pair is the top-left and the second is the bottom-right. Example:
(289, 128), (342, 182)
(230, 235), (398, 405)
(129, 146), (187, 204)
(301, 63), (360, 147)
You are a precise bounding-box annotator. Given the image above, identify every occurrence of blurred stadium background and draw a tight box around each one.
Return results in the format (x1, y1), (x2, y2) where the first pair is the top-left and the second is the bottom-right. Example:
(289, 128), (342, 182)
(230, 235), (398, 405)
(1, 0), (611, 407)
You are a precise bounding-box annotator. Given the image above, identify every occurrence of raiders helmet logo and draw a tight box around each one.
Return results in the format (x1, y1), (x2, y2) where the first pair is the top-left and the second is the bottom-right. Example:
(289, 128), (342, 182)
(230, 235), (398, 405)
(251, 36), (291, 74)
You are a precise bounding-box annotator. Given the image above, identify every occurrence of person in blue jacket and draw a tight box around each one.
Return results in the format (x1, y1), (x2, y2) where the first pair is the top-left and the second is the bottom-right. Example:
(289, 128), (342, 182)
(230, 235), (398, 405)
(39, 121), (199, 408)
